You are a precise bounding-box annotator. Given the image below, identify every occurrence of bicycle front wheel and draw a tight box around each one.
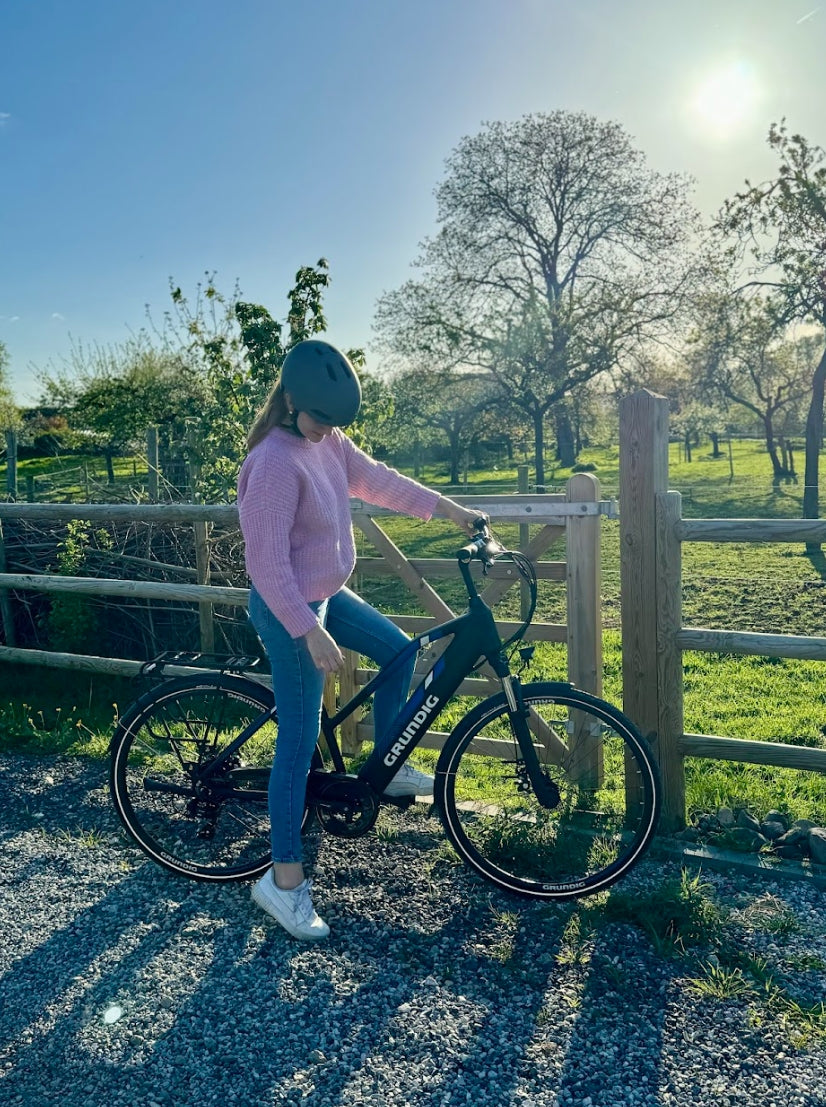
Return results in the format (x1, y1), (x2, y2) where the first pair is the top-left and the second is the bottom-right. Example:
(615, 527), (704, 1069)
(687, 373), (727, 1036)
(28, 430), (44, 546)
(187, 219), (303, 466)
(110, 674), (319, 882)
(435, 682), (660, 900)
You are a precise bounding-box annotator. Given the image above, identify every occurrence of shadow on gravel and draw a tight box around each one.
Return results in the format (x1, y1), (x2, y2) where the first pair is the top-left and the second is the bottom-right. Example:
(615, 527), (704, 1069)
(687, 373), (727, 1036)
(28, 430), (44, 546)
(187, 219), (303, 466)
(7, 756), (812, 1107)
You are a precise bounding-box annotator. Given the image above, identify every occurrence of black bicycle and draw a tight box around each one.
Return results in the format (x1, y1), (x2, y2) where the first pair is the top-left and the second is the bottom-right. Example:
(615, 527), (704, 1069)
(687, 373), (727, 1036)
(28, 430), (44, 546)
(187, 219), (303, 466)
(109, 522), (661, 900)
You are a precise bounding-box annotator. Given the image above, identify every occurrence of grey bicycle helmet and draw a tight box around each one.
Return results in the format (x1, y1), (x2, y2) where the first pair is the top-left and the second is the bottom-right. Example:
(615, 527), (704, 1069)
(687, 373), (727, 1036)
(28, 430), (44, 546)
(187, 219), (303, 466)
(281, 339), (362, 426)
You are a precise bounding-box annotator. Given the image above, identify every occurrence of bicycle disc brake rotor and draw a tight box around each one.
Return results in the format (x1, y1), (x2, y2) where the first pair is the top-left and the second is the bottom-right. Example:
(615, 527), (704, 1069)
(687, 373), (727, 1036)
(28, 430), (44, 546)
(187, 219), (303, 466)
(311, 775), (379, 838)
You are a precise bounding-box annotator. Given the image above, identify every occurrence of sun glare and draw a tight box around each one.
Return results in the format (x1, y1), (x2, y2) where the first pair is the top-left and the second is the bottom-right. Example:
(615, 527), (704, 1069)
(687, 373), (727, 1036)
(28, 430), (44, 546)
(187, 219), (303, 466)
(690, 61), (759, 139)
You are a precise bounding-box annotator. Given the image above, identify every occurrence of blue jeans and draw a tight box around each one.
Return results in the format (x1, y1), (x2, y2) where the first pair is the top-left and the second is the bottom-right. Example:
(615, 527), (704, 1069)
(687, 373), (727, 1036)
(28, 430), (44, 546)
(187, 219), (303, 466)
(248, 585), (415, 863)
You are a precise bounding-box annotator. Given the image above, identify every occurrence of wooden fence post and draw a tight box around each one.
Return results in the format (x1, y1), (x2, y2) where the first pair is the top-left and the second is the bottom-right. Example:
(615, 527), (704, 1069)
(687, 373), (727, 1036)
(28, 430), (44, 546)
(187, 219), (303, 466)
(656, 490), (686, 829)
(193, 519), (215, 653)
(566, 472), (602, 697)
(518, 465), (531, 620)
(619, 389), (685, 830)
(0, 518), (16, 646)
(146, 427), (159, 501)
(338, 649), (361, 755)
(5, 431), (17, 500)
(565, 473), (603, 788)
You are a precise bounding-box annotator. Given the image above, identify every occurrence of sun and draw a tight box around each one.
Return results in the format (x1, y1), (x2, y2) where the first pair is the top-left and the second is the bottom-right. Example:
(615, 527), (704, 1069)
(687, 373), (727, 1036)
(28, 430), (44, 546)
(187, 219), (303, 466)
(689, 61), (760, 139)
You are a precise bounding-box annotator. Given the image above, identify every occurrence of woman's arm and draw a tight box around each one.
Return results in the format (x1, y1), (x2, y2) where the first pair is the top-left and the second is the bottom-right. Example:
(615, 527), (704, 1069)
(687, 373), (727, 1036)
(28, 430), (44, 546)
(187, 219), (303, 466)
(433, 494), (483, 534)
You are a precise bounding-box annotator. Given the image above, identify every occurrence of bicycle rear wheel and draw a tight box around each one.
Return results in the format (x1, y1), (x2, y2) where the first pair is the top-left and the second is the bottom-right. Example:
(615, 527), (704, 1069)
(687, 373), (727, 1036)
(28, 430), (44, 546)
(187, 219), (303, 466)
(109, 674), (320, 882)
(435, 682), (660, 900)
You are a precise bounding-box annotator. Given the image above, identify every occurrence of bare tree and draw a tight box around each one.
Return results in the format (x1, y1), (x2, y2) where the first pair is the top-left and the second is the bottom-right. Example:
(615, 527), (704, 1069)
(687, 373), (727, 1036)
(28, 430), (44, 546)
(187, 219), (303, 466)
(376, 111), (699, 484)
(716, 122), (826, 536)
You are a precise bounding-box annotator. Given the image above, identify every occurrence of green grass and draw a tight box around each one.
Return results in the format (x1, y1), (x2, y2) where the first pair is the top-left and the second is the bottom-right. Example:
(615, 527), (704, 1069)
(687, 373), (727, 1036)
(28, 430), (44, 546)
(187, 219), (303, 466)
(3, 436), (826, 828)
(5, 452), (146, 500)
(0, 665), (132, 757)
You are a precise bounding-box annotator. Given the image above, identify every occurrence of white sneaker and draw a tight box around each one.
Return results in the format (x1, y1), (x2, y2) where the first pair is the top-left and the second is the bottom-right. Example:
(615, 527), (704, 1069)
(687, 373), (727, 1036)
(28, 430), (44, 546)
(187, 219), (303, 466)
(383, 762), (435, 798)
(251, 871), (330, 941)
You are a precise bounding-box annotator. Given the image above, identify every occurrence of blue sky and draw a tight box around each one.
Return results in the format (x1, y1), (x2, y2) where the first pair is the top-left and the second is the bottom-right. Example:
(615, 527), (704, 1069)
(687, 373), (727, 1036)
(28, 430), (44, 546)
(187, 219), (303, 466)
(1, 0), (824, 403)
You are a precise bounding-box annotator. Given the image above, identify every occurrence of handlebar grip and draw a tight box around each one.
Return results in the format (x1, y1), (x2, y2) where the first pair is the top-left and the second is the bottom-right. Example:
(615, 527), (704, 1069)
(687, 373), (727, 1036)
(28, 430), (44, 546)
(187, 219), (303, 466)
(457, 539), (481, 564)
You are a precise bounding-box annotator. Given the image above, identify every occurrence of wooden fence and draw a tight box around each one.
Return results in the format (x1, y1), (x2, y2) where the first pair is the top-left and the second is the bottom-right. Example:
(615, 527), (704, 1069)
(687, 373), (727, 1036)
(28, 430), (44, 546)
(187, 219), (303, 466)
(0, 476), (611, 753)
(619, 390), (826, 832)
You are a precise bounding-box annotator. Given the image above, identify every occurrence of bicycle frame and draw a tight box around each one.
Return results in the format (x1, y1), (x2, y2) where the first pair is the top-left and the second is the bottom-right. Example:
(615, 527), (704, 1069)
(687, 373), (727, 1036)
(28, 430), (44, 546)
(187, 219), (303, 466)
(176, 592), (503, 800)
(186, 535), (552, 803)
(324, 593), (508, 795)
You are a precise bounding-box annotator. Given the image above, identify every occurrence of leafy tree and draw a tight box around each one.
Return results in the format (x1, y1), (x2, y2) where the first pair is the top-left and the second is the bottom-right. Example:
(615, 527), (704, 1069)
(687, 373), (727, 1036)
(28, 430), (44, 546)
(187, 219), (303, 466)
(160, 260), (368, 500)
(387, 366), (497, 483)
(37, 338), (205, 483)
(717, 122), (826, 532)
(376, 111), (699, 483)
(0, 340), (20, 433)
(687, 293), (810, 477)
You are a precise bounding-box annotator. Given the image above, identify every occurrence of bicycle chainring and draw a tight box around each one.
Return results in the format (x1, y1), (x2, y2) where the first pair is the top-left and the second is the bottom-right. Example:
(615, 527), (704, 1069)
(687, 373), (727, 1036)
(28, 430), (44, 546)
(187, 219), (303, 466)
(310, 774), (379, 838)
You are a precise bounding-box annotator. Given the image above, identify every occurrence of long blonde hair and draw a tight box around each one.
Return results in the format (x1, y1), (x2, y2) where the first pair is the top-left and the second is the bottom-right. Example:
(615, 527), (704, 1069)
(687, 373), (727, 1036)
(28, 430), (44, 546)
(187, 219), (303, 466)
(247, 380), (290, 450)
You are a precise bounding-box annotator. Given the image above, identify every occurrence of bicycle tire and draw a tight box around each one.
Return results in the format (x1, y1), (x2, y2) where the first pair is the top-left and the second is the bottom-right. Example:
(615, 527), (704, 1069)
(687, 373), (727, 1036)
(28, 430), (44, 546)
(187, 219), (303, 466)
(109, 673), (322, 882)
(435, 682), (660, 900)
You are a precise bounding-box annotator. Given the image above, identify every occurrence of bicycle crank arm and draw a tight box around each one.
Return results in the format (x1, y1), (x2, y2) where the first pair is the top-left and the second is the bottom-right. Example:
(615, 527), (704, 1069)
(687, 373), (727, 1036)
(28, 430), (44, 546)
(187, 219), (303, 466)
(141, 776), (195, 798)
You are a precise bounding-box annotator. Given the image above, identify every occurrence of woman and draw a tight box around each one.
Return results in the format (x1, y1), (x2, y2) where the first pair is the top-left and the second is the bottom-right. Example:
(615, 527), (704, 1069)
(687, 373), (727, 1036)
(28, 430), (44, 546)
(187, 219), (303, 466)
(237, 339), (478, 940)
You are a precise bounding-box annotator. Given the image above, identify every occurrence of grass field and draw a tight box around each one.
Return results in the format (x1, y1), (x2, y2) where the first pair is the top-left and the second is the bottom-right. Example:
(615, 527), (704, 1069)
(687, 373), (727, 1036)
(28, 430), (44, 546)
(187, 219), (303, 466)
(2, 436), (826, 826)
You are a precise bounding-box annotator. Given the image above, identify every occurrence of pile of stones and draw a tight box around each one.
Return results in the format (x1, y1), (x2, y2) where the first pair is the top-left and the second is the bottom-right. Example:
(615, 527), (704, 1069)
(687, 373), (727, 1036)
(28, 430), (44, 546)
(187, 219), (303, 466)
(675, 805), (826, 864)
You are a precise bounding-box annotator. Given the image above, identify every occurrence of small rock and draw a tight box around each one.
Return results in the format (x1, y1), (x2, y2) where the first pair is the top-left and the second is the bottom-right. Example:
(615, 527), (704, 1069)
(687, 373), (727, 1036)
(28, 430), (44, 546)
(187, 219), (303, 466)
(735, 809), (761, 835)
(790, 818), (817, 832)
(773, 827), (810, 859)
(808, 827), (826, 866)
(716, 806), (735, 829)
(760, 819), (786, 841)
(763, 809), (789, 830)
(723, 827), (766, 853)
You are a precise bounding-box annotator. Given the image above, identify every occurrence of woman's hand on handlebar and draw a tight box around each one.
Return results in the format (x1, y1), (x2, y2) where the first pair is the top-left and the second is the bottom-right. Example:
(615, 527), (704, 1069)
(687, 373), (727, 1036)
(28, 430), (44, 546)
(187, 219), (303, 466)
(436, 495), (487, 535)
(304, 623), (345, 673)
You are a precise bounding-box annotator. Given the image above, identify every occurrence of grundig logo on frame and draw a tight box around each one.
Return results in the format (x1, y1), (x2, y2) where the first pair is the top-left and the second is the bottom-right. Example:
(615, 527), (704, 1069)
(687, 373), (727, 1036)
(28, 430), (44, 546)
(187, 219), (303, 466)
(383, 694), (439, 767)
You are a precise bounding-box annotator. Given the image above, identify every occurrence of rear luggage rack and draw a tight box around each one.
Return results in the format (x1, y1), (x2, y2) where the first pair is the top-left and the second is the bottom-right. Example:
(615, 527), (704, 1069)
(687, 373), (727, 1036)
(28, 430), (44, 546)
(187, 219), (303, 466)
(139, 651), (261, 677)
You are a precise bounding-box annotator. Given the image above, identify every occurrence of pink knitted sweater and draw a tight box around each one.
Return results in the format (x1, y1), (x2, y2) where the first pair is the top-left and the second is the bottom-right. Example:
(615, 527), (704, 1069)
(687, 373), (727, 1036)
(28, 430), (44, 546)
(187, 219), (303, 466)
(237, 427), (440, 638)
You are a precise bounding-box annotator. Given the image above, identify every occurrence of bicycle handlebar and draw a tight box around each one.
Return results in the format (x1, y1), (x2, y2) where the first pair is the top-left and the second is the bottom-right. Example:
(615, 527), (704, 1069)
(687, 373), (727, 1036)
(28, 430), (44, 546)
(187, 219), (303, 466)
(456, 517), (537, 651)
(456, 518), (504, 568)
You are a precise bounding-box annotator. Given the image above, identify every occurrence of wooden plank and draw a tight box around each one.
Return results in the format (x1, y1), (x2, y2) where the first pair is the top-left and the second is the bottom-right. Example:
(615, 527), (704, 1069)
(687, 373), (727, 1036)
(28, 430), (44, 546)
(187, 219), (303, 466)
(0, 503), (241, 524)
(677, 627), (826, 661)
(0, 496), (600, 527)
(655, 490), (686, 830)
(619, 390), (670, 812)
(390, 614), (567, 642)
(353, 722), (564, 762)
(350, 494), (575, 525)
(355, 667), (499, 697)
(353, 513), (456, 623)
(193, 520), (214, 652)
(338, 648), (361, 753)
(0, 572), (250, 607)
(566, 473), (602, 696)
(0, 643), (210, 679)
(680, 518), (826, 544)
(680, 733), (826, 773)
(355, 557), (567, 581)
(0, 519), (16, 647)
(5, 431), (17, 499)
(565, 473), (603, 788)
(146, 426), (159, 501)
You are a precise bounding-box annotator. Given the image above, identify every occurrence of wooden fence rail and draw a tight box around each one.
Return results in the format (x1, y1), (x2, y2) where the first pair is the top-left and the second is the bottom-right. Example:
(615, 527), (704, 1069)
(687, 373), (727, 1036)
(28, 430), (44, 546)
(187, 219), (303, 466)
(0, 483), (610, 755)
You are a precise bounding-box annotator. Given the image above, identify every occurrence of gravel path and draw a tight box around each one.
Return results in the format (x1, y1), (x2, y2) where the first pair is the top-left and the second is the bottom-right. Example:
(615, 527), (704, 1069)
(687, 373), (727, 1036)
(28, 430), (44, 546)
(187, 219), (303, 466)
(2, 753), (826, 1107)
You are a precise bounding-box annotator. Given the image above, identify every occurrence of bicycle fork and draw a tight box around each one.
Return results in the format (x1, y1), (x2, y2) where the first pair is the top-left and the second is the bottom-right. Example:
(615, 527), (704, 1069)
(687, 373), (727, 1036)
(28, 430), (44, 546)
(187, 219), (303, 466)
(500, 673), (561, 810)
